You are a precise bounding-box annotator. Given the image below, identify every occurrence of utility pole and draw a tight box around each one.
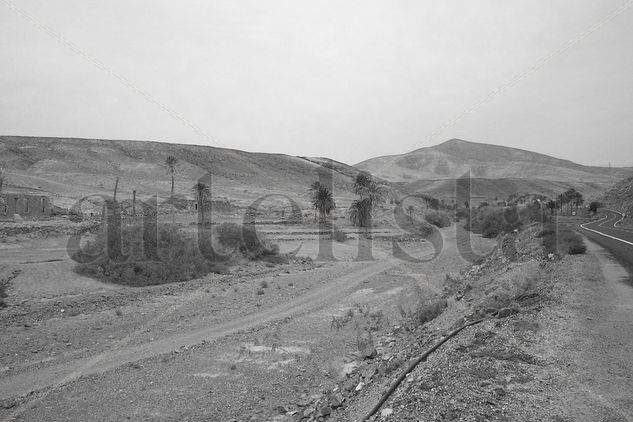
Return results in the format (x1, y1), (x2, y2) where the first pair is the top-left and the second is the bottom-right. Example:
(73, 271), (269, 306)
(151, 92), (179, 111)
(113, 177), (119, 202)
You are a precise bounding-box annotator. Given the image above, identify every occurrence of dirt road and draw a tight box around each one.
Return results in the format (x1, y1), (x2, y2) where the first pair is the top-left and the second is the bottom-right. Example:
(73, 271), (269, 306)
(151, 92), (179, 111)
(549, 238), (633, 420)
(0, 259), (395, 402)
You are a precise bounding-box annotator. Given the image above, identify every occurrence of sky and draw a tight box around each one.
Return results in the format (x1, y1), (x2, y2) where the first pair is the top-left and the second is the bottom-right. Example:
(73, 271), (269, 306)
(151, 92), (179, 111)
(1, 0), (633, 167)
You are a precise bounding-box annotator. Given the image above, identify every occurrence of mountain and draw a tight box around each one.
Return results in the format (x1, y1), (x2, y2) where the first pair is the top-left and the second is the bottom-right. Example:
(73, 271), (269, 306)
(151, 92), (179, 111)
(0, 136), (361, 210)
(355, 139), (632, 202)
(356, 139), (632, 183)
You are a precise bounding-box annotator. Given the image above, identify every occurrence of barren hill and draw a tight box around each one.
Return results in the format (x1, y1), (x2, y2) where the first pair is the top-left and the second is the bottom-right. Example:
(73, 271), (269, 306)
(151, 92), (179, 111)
(356, 139), (632, 183)
(0, 136), (360, 210)
(599, 176), (633, 219)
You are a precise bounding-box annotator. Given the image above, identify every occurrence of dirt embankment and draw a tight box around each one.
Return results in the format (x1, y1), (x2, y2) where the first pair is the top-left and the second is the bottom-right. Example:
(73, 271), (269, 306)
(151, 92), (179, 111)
(322, 227), (633, 421)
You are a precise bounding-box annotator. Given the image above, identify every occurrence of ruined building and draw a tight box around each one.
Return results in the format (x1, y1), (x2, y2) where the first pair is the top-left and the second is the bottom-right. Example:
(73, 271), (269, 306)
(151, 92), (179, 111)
(0, 193), (52, 221)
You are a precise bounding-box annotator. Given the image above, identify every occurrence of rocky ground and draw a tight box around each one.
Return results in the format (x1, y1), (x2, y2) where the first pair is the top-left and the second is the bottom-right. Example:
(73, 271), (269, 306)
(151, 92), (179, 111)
(1, 219), (632, 421)
(322, 226), (633, 422)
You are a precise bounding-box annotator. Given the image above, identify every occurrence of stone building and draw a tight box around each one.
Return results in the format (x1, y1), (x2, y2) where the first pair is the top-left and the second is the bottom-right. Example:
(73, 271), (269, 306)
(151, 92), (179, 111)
(0, 193), (52, 221)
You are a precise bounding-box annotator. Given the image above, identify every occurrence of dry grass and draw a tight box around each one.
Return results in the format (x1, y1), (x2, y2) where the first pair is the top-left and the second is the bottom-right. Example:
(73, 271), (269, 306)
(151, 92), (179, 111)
(398, 285), (447, 326)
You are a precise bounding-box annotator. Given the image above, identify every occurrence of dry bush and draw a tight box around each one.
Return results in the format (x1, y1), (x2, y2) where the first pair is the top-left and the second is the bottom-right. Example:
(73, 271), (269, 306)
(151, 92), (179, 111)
(538, 224), (586, 255)
(332, 228), (348, 242)
(215, 222), (282, 260)
(424, 210), (452, 228)
(467, 206), (522, 238)
(398, 285), (447, 326)
(75, 224), (231, 286)
(75, 222), (284, 286)
(443, 272), (464, 296)
(478, 270), (539, 312)
(0, 283), (7, 308)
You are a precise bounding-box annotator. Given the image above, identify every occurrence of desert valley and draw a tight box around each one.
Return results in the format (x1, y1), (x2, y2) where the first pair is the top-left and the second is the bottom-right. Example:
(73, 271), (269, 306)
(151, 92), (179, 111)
(1, 135), (633, 421)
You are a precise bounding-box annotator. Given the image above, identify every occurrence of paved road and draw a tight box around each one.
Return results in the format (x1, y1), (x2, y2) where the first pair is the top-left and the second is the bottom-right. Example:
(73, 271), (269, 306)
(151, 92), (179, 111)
(579, 209), (633, 272)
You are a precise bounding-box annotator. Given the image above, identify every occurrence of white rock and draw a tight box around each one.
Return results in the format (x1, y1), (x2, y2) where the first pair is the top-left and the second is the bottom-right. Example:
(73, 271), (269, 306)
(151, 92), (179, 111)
(381, 408), (393, 418)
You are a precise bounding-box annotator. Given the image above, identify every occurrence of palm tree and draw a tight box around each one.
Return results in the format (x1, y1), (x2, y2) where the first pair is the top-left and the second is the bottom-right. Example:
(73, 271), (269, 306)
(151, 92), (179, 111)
(192, 182), (210, 224)
(573, 191), (584, 213)
(309, 182), (335, 222)
(348, 172), (387, 228)
(308, 181), (322, 222)
(165, 156), (178, 195)
(546, 200), (557, 216)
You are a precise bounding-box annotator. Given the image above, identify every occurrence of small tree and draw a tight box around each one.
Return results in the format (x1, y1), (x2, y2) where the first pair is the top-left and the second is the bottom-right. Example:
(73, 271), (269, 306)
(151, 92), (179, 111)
(166, 156), (179, 195)
(192, 182), (210, 223)
(546, 200), (557, 216)
(588, 201), (600, 215)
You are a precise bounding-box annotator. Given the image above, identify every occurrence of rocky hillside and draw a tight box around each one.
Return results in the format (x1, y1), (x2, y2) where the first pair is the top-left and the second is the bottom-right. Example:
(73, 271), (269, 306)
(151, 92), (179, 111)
(599, 176), (633, 223)
(356, 139), (632, 184)
(0, 136), (361, 210)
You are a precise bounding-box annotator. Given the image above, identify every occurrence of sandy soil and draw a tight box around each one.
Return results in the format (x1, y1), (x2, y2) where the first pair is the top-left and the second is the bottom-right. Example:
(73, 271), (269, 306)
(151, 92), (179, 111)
(0, 223), (495, 421)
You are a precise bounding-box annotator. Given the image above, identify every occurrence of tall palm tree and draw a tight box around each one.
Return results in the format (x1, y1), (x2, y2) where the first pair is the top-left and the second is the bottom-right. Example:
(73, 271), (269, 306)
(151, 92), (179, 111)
(348, 172), (387, 228)
(309, 182), (335, 222)
(192, 182), (210, 224)
(308, 181), (322, 222)
(165, 156), (178, 195)
(573, 191), (584, 213)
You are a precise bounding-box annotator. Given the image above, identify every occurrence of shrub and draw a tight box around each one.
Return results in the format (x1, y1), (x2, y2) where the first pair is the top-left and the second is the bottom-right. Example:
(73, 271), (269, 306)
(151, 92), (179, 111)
(402, 297), (447, 325)
(332, 228), (348, 242)
(398, 285), (447, 326)
(424, 210), (452, 228)
(561, 230), (587, 255)
(75, 224), (226, 286)
(0, 283), (7, 308)
(539, 223), (586, 255)
(466, 206), (522, 238)
(75, 222), (283, 286)
(215, 223), (279, 260)
(444, 272), (463, 296)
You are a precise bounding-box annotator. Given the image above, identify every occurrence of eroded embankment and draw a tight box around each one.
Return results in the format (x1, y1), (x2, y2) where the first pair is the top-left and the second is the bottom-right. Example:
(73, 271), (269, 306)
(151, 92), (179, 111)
(320, 225), (633, 422)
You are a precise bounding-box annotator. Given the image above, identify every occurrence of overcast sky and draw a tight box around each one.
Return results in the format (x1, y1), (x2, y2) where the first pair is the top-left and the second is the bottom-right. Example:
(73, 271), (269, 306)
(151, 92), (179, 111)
(1, 1), (632, 166)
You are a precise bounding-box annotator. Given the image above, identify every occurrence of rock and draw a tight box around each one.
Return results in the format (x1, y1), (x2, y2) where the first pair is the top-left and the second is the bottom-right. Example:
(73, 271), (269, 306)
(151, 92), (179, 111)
(355, 382), (365, 392)
(319, 406), (331, 416)
(342, 378), (356, 392)
(380, 408), (393, 418)
(361, 366), (376, 380)
(497, 307), (518, 318)
(361, 346), (377, 359)
(330, 393), (344, 408)
(297, 396), (312, 407)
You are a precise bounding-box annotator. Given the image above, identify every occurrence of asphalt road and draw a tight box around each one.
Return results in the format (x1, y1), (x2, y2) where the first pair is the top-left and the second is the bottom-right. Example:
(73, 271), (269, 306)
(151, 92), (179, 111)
(579, 209), (633, 275)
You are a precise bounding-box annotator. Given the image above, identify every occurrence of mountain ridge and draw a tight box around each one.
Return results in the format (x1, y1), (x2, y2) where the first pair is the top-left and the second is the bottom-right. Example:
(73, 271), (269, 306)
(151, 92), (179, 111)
(356, 138), (632, 183)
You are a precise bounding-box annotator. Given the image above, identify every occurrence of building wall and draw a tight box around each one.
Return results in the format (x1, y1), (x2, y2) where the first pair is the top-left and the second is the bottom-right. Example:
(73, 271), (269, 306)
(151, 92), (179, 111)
(0, 193), (52, 220)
